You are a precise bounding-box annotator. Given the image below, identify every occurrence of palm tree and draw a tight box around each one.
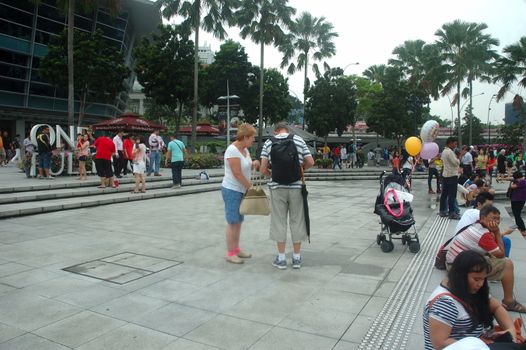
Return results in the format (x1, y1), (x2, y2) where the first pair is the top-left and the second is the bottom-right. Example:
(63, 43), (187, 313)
(362, 64), (386, 85)
(161, 0), (239, 151)
(494, 37), (526, 149)
(494, 37), (526, 101)
(389, 40), (428, 87)
(235, 0), (296, 149)
(434, 20), (495, 145)
(280, 12), (338, 129)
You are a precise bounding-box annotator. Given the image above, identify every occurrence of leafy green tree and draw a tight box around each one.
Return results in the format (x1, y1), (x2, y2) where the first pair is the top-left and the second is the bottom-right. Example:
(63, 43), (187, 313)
(161, 0), (239, 151)
(243, 67), (291, 125)
(365, 67), (428, 147)
(305, 68), (357, 140)
(199, 40), (252, 111)
(279, 11), (338, 128)
(347, 75), (380, 147)
(133, 25), (194, 136)
(235, 0), (296, 148)
(498, 122), (524, 146)
(460, 110), (485, 145)
(40, 29), (130, 127)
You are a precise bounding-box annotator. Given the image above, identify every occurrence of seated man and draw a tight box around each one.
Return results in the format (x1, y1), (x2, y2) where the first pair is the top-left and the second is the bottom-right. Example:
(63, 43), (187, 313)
(446, 204), (525, 313)
(455, 192), (513, 257)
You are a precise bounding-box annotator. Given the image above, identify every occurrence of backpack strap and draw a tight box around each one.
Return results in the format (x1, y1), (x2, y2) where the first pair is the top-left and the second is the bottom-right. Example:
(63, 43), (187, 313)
(443, 223), (473, 250)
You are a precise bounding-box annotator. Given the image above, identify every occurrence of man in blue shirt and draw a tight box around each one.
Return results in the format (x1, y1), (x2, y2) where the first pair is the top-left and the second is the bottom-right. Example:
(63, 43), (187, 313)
(165, 135), (188, 188)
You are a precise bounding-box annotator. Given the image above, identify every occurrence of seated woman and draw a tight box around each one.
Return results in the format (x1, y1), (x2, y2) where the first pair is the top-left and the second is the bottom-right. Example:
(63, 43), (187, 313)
(423, 250), (518, 350)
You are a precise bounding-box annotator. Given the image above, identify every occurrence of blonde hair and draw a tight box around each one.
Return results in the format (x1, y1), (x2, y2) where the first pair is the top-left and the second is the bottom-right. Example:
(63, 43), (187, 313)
(236, 123), (256, 141)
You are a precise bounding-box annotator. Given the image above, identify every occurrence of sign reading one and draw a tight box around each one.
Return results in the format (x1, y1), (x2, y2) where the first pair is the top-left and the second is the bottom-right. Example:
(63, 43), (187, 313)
(29, 124), (92, 176)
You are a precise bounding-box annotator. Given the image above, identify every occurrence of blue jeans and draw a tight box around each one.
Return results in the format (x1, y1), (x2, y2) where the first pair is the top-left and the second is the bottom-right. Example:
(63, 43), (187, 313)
(170, 161), (184, 185)
(148, 150), (160, 175)
(38, 151), (51, 170)
(221, 186), (244, 224)
(440, 176), (458, 215)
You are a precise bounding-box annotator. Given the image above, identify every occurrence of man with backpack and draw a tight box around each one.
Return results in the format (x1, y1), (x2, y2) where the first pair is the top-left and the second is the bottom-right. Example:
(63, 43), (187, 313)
(260, 123), (314, 270)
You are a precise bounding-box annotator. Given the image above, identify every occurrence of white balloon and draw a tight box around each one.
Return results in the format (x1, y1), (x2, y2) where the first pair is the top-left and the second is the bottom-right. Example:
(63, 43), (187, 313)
(420, 120), (440, 142)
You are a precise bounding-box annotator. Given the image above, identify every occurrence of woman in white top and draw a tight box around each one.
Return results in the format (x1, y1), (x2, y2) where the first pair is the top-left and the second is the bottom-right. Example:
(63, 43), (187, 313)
(221, 124), (259, 264)
(132, 136), (147, 193)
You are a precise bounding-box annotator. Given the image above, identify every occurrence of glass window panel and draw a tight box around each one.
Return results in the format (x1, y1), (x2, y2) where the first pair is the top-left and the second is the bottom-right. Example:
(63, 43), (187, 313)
(0, 49), (28, 66)
(0, 4), (33, 26)
(37, 3), (65, 23)
(34, 30), (58, 45)
(0, 20), (32, 40)
(97, 10), (126, 30)
(55, 86), (66, 98)
(0, 77), (26, 92)
(31, 56), (40, 68)
(30, 68), (47, 83)
(1, 0), (34, 13)
(0, 62), (27, 79)
(96, 22), (123, 41)
(29, 82), (54, 96)
(74, 15), (93, 32)
(37, 16), (65, 34)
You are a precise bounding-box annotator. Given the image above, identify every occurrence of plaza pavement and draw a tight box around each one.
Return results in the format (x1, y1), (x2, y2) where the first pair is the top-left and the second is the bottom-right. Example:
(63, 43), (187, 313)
(0, 163), (524, 350)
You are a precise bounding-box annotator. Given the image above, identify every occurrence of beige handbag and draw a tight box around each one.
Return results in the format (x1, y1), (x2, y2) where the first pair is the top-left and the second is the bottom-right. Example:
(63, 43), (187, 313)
(239, 171), (270, 216)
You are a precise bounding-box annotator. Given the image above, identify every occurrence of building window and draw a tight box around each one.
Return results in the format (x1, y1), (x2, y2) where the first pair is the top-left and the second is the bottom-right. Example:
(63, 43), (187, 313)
(74, 15), (93, 32)
(96, 22), (124, 41)
(0, 49), (28, 66)
(0, 77), (26, 93)
(35, 30), (58, 45)
(97, 10), (127, 31)
(0, 3), (34, 27)
(0, 20), (32, 40)
(29, 81), (54, 96)
(37, 16), (65, 34)
(0, 62), (27, 80)
(37, 3), (65, 23)
(0, 0), (34, 13)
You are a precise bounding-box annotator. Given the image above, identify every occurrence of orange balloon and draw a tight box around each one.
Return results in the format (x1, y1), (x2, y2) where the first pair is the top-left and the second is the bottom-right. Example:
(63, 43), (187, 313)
(405, 136), (422, 156)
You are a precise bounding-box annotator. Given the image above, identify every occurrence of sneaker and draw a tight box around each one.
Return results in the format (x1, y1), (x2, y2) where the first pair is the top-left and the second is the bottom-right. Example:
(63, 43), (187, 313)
(154, 173), (162, 176)
(449, 213), (461, 220)
(439, 212), (448, 217)
(292, 257), (301, 269)
(46, 176), (55, 180)
(272, 256), (287, 270)
(171, 184), (181, 189)
(237, 250), (252, 259)
(428, 189), (436, 194)
(226, 255), (244, 264)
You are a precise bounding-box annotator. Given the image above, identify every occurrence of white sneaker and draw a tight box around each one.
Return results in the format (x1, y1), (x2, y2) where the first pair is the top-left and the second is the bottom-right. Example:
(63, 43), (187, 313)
(46, 176), (55, 180)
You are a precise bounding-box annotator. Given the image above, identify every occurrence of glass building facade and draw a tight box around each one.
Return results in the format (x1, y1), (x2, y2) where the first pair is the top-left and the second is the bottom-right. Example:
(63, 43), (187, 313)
(0, 0), (160, 135)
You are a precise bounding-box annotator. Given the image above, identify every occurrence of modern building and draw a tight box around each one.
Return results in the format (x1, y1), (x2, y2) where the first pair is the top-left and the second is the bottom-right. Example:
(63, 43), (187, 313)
(504, 102), (525, 125)
(0, 0), (161, 137)
(198, 42), (214, 65)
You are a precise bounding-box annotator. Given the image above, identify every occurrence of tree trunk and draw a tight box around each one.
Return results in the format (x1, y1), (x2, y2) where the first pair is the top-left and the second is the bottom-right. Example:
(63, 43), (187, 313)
(302, 53), (308, 130)
(457, 80), (462, 145)
(176, 103), (183, 138)
(77, 88), (88, 127)
(67, 0), (75, 128)
(257, 40), (265, 151)
(191, 2), (200, 153)
(468, 79), (473, 145)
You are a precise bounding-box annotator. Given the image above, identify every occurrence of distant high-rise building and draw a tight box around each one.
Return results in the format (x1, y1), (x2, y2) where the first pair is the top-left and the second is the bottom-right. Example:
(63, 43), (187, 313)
(504, 102), (525, 125)
(198, 42), (214, 65)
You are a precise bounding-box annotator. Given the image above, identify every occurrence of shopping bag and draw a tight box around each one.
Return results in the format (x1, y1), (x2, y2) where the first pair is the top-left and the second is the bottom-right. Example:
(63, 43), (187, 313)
(239, 171), (270, 216)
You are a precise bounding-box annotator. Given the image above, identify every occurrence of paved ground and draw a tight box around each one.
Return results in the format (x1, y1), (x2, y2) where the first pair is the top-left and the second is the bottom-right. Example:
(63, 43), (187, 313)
(0, 163), (524, 350)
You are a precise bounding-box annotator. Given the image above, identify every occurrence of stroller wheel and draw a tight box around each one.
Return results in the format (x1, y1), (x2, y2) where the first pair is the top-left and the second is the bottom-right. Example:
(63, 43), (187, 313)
(380, 240), (394, 253)
(401, 235), (407, 245)
(409, 241), (420, 253)
(376, 234), (383, 245)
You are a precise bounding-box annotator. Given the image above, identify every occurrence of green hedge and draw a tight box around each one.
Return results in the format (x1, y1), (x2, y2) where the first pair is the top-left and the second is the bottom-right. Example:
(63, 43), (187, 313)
(183, 153), (223, 169)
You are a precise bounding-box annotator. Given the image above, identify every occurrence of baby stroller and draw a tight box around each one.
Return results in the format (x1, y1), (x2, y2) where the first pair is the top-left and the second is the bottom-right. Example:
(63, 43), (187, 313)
(374, 171), (420, 253)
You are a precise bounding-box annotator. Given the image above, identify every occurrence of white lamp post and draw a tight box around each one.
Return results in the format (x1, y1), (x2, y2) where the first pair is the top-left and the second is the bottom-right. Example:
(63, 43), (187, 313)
(218, 80), (239, 146)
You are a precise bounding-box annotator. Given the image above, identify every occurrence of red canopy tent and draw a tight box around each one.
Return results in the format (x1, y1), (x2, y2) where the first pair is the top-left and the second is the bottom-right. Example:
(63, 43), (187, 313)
(91, 113), (167, 132)
(178, 122), (219, 136)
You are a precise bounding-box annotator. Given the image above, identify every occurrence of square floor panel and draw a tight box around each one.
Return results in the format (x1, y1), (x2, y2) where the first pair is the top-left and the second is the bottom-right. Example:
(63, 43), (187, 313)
(63, 252), (182, 285)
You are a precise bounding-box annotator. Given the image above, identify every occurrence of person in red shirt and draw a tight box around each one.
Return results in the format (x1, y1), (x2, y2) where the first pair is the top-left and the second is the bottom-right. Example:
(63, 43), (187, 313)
(93, 136), (116, 188)
(122, 134), (134, 176)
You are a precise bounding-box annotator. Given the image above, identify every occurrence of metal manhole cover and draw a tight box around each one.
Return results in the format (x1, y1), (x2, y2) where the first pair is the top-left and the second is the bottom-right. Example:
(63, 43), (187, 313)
(63, 252), (182, 284)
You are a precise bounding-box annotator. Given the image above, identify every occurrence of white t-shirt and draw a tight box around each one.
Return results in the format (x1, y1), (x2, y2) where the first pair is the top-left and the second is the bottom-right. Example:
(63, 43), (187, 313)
(222, 144), (252, 193)
(402, 156), (413, 169)
(340, 147), (347, 160)
(455, 208), (479, 233)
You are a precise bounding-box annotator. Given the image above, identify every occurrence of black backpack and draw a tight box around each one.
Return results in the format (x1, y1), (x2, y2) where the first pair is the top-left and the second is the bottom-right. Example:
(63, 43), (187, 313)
(270, 134), (301, 185)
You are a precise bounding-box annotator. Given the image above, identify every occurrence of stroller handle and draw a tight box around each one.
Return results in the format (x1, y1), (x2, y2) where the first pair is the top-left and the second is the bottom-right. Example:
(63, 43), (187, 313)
(379, 170), (386, 180)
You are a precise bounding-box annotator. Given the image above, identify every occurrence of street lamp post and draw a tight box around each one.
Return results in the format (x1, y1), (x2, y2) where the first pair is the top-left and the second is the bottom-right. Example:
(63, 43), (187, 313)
(217, 79), (239, 147)
(467, 92), (484, 145)
(342, 62), (360, 75)
(457, 92), (484, 145)
(487, 94), (497, 145)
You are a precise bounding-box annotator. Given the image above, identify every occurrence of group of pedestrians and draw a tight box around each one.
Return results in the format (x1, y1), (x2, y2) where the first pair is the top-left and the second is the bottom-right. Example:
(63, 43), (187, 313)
(0, 130), (21, 166)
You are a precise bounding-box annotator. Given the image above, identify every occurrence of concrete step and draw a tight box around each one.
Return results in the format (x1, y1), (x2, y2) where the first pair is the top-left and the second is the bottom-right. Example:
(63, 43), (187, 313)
(0, 182), (221, 219)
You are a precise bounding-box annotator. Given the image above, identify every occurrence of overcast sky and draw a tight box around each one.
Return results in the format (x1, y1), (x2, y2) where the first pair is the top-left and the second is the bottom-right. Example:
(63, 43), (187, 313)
(177, 0), (526, 125)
